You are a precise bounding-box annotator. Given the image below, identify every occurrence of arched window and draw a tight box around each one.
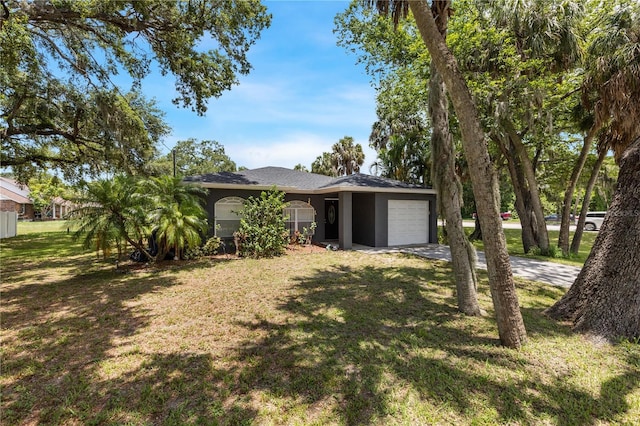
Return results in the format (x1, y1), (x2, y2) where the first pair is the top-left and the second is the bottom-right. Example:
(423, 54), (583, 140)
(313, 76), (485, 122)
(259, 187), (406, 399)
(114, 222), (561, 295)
(215, 197), (244, 237)
(284, 200), (316, 234)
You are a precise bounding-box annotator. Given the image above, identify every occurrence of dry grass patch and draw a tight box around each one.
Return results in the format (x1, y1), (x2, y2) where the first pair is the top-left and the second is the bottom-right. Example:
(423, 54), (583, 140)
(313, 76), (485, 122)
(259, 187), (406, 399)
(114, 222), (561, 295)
(1, 232), (638, 425)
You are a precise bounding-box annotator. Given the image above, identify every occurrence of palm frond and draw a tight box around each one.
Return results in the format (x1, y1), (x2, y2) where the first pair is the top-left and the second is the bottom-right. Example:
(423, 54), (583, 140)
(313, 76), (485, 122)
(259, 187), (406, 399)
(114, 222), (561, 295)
(367, 0), (410, 27)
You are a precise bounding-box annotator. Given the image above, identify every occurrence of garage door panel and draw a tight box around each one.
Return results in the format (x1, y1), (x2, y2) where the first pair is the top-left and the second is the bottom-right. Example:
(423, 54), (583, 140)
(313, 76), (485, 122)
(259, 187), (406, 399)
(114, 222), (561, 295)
(388, 200), (429, 246)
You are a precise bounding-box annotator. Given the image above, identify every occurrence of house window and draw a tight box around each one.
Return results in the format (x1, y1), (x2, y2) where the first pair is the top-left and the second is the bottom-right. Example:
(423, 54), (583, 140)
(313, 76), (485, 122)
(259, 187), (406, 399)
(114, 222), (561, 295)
(284, 200), (316, 234)
(215, 197), (244, 238)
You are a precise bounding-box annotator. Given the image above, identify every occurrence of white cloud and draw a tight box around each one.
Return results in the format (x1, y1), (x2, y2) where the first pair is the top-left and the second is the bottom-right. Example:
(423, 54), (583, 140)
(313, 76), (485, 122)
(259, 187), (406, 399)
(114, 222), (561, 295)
(225, 131), (377, 172)
(225, 132), (332, 169)
(206, 76), (376, 128)
(153, 1), (382, 174)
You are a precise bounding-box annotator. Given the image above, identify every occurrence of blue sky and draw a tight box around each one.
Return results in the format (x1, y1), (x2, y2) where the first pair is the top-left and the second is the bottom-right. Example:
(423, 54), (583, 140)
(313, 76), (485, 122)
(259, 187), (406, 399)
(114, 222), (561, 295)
(151, 0), (379, 171)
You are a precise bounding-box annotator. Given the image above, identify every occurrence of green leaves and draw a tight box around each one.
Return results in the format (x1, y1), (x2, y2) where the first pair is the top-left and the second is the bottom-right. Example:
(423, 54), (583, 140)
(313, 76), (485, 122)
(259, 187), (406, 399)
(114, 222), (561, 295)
(581, 0), (640, 157)
(69, 174), (208, 262)
(1, 0), (271, 182)
(147, 139), (237, 177)
(235, 188), (289, 258)
(311, 136), (365, 177)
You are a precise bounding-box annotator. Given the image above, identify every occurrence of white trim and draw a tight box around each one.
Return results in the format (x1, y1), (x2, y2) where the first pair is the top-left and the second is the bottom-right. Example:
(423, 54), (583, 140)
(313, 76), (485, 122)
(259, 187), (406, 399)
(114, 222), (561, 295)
(284, 200), (316, 233)
(214, 196), (245, 237)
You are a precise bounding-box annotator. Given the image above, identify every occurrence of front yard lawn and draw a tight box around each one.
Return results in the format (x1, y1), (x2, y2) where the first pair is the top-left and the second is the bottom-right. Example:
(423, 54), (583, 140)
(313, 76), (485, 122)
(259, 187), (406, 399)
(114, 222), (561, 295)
(1, 231), (638, 425)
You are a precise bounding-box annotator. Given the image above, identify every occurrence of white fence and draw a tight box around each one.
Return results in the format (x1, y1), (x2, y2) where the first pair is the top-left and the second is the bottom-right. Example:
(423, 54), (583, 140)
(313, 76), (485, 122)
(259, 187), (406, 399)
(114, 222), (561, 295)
(0, 211), (18, 239)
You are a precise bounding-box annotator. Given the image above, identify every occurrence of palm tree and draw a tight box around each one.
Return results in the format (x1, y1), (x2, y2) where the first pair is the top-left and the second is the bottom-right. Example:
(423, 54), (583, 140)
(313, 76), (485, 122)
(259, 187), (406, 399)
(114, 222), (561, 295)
(144, 175), (208, 260)
(371, 0), (527, 347)
(69, 175), (150, 259)
(370, 123), (431, 184)
(369, 72), (432, 185)
(546, 2), (640, 340)
(331, 136), (365, 175)
(461, 0), (584, 256)
(311, 152), (338, 177)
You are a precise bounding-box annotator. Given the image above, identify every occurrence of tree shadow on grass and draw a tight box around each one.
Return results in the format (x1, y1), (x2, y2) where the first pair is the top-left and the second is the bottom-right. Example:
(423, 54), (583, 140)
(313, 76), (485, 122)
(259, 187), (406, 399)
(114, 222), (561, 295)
(1, 255), (253, 425)
(230, 262), (639, 425)
(2, 250), (638, 425)
(2, 227), (253, 423)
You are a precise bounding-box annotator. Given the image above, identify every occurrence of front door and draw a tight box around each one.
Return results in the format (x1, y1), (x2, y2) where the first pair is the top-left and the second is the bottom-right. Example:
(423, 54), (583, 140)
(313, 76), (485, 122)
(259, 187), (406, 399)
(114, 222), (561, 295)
(324, 199), (339, 240)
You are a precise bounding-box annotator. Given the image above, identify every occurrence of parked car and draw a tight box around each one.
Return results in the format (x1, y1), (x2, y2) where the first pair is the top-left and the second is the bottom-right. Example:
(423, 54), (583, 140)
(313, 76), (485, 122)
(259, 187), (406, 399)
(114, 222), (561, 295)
(584, 211), (606, 231)
(545, 213), (576, 223)
(472, 211), (512, 220)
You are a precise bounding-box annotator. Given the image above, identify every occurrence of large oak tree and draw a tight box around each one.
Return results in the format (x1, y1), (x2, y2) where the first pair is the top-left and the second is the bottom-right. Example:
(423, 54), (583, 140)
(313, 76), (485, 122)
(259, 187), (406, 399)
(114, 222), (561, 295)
(545, 2), (640, 340)
(0, 0), (270, 182)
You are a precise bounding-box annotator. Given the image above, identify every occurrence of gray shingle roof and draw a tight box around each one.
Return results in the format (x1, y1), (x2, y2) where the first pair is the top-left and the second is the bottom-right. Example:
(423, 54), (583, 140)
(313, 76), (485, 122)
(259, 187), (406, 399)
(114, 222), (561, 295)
(185, 166), (431, 192)
(185, 167), (333, 189)
(320, 173), (424, 189)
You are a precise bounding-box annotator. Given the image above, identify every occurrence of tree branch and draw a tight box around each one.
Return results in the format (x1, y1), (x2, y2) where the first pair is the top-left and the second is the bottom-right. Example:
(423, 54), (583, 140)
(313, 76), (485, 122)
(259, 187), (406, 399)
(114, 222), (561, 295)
(0, 1), (9, 29)
(0, 151), (78, 167)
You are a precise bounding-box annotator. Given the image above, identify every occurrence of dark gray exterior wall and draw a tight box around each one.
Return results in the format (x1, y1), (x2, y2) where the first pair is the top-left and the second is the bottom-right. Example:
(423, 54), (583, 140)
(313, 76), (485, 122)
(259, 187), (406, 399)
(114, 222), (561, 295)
(373, 192), (438, 247)
(352, 193), (376, 246)
(205, 188), (437, 248)
(206, 188), (328, 242)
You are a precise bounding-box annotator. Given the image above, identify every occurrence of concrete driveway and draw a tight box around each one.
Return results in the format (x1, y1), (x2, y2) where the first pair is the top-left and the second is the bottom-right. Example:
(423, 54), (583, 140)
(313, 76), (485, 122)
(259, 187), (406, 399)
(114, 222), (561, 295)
(355, 244), (582, 288)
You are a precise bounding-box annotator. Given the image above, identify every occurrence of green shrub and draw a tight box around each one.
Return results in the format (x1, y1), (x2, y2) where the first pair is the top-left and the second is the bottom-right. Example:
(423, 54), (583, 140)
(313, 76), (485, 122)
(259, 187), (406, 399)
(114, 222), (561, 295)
(234, 188), (289, 258)
(294, 222), (317, 245)
(530, 244), (562, 258)
(183, 236), (222, 260)
(202, 236), (221, 255)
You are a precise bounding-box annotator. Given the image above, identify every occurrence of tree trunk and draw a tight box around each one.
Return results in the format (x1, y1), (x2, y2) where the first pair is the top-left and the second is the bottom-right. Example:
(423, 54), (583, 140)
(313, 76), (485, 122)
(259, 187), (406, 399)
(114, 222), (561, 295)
(469, 214), (482, 241)
(505, 122), (550, 254)
(559, 125), (597, 255)
(570, 147), (607, 254)
(124, 235), (156, 263)
(546, 137), (640, 340)
(428, 0), (482, 316)
(410, 0), (527, 348)
(497, 135), (539, 253)
(500, 119), (549, 253)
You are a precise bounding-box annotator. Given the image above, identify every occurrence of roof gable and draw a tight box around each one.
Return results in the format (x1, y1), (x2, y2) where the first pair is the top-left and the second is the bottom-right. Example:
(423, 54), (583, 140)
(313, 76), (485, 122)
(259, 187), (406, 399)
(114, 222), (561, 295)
(319, 173), (425, 190)
(0, 178), (32, 203)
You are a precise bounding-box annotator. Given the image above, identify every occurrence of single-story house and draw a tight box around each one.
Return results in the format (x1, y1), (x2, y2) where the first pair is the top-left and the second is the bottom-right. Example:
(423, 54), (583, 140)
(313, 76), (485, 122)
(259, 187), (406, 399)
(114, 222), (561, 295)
(50, 196), (74, 219)
(185, 167), (438, 250)
(0, 177), (35, 220)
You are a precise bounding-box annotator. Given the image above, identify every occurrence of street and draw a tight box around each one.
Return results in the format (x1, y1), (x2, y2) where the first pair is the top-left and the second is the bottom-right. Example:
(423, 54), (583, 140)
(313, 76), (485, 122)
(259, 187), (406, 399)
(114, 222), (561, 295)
(457, 220), (581, 231)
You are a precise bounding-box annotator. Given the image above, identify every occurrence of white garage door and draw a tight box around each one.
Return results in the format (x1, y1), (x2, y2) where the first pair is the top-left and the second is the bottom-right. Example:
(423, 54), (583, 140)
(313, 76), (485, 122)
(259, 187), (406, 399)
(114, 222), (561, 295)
(388, 200), (429, 246)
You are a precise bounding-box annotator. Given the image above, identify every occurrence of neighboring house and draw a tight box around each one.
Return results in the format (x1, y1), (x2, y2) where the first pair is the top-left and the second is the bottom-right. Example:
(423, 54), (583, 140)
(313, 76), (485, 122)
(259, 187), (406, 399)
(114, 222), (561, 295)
(50, 196), (74, 219)
(0, 177), (35, 220)
(185, 167), (438, 250)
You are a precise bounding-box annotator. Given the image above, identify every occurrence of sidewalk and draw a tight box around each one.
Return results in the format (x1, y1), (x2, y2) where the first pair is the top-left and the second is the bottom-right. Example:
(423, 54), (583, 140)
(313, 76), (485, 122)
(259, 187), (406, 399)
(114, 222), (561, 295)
(355, 244), (581, 288)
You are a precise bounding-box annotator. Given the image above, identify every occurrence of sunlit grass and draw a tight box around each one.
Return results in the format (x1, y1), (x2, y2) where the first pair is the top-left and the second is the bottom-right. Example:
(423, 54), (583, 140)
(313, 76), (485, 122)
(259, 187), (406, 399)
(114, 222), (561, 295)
(493, 228), (597, 266)
(1, 232), (637, 425)
(455, 226), (597, 267)
(17, 219), (71, 235)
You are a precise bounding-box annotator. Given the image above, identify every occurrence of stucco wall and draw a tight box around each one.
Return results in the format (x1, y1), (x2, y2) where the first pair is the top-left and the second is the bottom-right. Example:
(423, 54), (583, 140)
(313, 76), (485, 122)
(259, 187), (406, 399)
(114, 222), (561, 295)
(205, 188), (437, 249)
(206, 189), (328, 243)
(374, 192), (438, 247)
